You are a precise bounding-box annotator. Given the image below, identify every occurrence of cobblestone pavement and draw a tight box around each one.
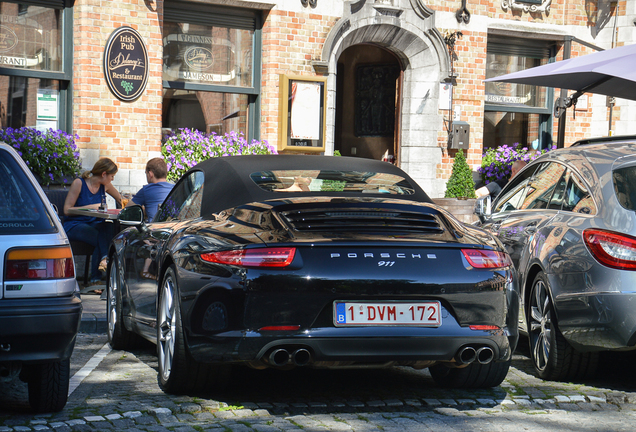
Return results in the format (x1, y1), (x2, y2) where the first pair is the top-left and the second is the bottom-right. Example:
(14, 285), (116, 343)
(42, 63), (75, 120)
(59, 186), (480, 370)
(1, 333), (635, 431)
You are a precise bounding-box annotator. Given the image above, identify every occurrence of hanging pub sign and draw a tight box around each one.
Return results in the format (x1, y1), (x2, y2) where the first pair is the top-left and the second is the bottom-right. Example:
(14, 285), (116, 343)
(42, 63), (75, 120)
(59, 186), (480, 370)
(103, 27), (149, 102)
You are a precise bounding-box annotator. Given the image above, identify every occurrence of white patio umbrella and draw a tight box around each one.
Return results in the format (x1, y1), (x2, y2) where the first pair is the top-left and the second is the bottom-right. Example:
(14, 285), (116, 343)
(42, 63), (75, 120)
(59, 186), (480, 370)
(485, 43), (636, 102)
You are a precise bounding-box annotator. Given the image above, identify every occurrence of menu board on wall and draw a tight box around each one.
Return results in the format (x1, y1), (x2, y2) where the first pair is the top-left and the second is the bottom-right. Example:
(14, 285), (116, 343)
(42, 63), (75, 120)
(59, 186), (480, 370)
(278, 74), (327, 152)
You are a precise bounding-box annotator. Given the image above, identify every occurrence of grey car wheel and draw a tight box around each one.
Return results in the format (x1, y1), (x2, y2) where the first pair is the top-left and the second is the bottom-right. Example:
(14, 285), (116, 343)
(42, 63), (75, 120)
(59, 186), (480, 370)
(528, 271), (597, 381)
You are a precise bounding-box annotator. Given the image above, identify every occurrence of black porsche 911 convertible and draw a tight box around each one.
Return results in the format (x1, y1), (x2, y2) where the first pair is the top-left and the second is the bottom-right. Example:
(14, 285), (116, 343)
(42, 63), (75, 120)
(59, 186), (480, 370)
(107, 154), (519, 394)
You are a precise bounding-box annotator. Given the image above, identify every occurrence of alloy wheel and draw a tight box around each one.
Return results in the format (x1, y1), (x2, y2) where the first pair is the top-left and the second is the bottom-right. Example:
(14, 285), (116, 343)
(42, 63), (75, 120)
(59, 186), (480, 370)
(529, 278), (552, 372)
(107, 259), (118, 342)
(158, 274), (176, 382)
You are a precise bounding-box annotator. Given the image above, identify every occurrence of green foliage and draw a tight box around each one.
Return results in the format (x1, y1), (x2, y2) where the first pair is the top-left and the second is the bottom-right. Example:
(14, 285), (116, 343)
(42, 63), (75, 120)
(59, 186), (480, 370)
(320, 180), (345, 191)
(444, 149), (476, 198)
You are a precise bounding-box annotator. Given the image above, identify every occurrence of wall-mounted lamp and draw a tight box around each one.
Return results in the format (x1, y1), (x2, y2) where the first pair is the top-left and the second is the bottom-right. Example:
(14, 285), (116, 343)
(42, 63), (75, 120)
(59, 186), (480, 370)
(455, 0), (471, 23)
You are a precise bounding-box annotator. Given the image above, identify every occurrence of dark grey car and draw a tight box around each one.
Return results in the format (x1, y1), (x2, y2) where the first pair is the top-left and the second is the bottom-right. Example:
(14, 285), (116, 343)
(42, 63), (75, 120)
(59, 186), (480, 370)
(475, 137), (636, 381)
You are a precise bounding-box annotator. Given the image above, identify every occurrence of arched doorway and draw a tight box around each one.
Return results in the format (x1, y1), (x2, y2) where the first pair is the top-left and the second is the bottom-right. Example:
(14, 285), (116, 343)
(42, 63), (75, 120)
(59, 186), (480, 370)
(319, 5), (451, 196)
(334, 44), (402, 163)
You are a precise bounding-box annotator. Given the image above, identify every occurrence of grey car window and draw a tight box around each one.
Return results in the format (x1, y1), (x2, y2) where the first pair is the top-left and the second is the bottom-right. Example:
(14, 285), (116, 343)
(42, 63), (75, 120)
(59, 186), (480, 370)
(613, 166), (636, 211)
(563, 171), (596, 214)
(493, 164), (537, 213)
(547, 167), (569, 210)
(520, 162), (567, 210)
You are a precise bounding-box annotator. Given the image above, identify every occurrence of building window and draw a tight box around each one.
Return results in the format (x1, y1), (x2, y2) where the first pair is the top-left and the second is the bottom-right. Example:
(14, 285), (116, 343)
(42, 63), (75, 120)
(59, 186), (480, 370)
(0, 1), (71, 132)
(163, 2), (261, 142)
(484, 37), (555, 151)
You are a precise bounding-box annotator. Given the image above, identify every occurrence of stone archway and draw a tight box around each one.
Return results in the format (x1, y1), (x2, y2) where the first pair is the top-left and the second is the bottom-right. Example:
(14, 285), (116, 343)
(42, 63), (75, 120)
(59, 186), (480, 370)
(318, 0), (451, 197)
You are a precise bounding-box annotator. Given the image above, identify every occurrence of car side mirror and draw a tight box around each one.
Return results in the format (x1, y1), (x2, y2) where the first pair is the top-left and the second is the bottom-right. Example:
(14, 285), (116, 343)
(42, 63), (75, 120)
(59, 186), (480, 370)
(118, 205), (144, 226)
(474, 195), (492, 223)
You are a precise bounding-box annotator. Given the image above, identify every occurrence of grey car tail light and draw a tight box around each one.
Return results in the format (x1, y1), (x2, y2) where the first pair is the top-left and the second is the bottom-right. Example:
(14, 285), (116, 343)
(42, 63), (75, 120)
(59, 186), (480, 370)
(583, 228), (636, 270)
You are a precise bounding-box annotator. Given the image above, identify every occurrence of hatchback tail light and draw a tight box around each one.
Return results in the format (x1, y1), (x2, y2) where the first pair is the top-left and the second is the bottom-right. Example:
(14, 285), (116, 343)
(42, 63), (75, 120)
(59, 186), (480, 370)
(5, 246), (75, 280)
(201, 247), (296, 268)
(461, 249), (512, 269)
(583, 229), (636, 270)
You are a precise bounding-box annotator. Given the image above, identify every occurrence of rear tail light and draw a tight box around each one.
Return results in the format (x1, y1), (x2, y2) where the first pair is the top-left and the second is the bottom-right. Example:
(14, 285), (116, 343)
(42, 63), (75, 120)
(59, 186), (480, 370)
(201, 247), (296, 268)
(469, 325), (501, 331)
(5, 246), (75, 280)
(259, 325), (301, 331)
(583, 229), (636, 270)
(461, 249), (512, 269)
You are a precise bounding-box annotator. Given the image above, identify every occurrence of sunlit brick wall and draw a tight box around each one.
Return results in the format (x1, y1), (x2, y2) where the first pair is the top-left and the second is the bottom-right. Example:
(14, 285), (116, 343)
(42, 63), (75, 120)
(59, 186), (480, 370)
(72, 0), (163, 175)
(260, 9), (338, 149)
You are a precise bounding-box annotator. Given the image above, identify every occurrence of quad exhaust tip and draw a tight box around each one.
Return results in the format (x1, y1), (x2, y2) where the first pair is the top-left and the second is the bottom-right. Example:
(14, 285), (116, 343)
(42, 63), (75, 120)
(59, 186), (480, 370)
(457, 346), (477, 364)
(268, 349), (291, 366)
(266, 348), (313, 367)
(456, 346), (494, 365)
(476, 346), (494, 364)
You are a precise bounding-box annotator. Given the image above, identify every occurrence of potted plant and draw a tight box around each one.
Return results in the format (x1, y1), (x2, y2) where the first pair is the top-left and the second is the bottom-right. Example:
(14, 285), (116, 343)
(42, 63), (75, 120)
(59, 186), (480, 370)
(0, 127), (81, 187)
(478, 143), (556, 187)
(444, 149), (476, 199)
(161, 129), (277, 182)
(433, 150), (477, 223)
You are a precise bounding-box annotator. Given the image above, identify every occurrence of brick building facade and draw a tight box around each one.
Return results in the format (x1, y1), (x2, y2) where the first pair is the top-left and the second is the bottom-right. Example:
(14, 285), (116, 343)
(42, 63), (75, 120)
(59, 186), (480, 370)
(1, 0), (634, 197)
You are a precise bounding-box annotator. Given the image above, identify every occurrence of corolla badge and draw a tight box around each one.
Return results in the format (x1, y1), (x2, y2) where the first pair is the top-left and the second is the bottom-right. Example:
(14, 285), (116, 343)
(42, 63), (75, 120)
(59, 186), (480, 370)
(0, 25), (18, 53)
(184, 47), (214, 71)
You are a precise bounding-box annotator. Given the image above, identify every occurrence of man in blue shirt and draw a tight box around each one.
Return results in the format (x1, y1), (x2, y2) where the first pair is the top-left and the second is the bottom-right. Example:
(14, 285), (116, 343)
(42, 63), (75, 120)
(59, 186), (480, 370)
(126, 157), (174, 280)
(127, 157), (173, 222)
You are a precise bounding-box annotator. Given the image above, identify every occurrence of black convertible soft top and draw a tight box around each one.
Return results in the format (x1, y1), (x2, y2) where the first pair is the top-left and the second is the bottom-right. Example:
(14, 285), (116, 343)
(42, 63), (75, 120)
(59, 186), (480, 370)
(181, 154), (432, 215)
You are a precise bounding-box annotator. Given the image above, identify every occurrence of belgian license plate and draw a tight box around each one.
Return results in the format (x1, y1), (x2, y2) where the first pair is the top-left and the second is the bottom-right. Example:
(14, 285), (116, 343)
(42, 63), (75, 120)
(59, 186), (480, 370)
(334, 301), (441, 327)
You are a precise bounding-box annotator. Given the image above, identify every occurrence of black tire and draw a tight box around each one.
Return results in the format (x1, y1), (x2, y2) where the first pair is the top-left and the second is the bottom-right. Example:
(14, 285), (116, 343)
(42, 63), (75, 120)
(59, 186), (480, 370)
(429, 359), (510, 389)
(157, 265), (230, 394)
(27, 359), (70, 413)
(528, 271), (598, 381)
(107, 254), (140, 350)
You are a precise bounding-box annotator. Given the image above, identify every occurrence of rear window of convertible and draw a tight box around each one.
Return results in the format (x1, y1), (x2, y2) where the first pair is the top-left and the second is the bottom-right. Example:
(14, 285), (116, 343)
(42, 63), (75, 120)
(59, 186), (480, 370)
(250, 170), (416, 195)
(0, 149), (55, 234)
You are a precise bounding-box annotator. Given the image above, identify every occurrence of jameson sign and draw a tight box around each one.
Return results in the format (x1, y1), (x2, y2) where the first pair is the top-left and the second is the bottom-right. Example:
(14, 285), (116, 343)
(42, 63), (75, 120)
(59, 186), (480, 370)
(103, 27), (148, 102)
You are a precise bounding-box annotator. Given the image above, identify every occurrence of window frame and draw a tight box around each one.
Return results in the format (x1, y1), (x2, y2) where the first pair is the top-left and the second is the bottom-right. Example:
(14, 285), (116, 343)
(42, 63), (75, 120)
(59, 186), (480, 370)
(162, 1), (262, 142)
(485, 36), (556, 151)
(0, 0), (73, 132)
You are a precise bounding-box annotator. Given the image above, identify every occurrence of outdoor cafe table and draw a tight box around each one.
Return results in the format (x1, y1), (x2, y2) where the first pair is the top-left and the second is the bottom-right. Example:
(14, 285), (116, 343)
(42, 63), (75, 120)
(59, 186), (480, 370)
(65, 208), (122, 232)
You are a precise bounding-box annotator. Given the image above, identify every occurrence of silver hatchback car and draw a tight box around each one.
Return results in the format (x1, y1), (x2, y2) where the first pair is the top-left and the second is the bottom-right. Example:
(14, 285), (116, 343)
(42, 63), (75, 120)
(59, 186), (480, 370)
(0, 143), (82, 412)
(475, 137), (636, 381)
